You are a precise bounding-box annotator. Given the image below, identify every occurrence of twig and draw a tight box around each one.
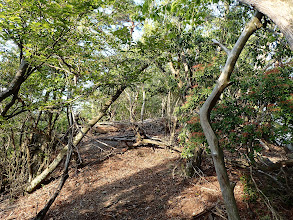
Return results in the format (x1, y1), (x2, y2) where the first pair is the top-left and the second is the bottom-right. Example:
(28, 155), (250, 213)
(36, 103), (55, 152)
(91, 143), (107, 152)
(212, 205), (228, 220)
(257, 169), (286, 190)
(250, 167), (283, 220)
(95, 139), (117, 149)
(193, 205), (216, 219)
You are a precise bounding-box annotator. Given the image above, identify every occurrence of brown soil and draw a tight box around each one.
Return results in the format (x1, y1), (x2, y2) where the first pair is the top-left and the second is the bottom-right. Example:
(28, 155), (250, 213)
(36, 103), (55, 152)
(1, 121), (292, 220)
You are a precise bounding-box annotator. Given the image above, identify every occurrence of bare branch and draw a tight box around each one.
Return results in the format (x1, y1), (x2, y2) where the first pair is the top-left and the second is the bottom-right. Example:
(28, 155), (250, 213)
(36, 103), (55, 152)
(26, 85), (127, 193)
(33, 112), (74, 220)
(212, 39), (231, 55)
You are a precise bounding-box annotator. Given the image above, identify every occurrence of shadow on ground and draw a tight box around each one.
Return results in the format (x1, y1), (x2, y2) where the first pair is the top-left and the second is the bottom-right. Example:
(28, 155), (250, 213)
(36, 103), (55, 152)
(43, 156), (219, 220)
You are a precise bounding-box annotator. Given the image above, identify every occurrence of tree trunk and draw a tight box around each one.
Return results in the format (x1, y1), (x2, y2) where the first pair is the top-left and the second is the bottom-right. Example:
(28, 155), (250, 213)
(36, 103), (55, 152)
(200, 11), (263, 220)
(125, 89), (139, 123)
(161, 97), (166, 118)
(185, 147), (203, 177)
(140, 84), (146, 123)
(26, 86), (126, 193)
(0, 59), (32, 103)
(33, 105), (75, 220)
(240, 0), (293, 51)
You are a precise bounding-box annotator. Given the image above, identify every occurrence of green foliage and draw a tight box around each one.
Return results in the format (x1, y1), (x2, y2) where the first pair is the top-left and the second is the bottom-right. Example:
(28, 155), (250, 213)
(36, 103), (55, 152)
(175, 3), (292, 165)
(0, 0), (292, 205)
(141, 0), (218, 26)
(240, 175), (258, 202)
(0, 0), (151, 195)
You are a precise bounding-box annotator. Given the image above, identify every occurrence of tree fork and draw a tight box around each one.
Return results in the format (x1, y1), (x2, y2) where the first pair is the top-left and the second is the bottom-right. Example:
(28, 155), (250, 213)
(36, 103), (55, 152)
(200, 11), (263, 220)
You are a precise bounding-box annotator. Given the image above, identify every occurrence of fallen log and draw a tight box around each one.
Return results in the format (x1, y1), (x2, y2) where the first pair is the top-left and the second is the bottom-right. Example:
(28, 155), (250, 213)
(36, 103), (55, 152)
(98, 134), (136, 142)
(92, 124), (120, 134)
(133, 138), (168, 147)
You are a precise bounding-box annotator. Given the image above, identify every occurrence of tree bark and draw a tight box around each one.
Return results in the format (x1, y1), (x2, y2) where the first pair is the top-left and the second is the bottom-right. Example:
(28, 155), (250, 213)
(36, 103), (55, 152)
(200, 11), (263, 220)
(240, 0), (293, 51)
(0, 59), (32, 103)
(140, 84), (146, 123)
(26, 85), (126, 193)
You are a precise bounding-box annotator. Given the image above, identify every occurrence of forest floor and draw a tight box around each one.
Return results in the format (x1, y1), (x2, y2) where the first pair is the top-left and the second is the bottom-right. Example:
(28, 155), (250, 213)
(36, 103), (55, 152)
(1, 119), (292, 220)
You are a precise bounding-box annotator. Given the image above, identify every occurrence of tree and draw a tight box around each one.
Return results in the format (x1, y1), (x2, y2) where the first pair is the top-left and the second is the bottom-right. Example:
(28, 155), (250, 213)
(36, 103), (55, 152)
(141, 0), (292, 219)
(23, 0), (153, 193)
(200, 11), (263, 220)
(0, 0), (150, 194)
(0, 0), (91, 109)
(1, 0), (292, 219)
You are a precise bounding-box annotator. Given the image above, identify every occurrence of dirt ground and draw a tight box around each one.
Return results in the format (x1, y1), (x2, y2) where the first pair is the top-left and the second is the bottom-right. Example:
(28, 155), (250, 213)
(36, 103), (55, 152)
(1, 120), (292, 220)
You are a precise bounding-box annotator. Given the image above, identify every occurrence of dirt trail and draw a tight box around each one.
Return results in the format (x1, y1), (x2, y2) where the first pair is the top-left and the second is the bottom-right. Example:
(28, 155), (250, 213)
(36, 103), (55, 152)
(0, 124), (260, 220)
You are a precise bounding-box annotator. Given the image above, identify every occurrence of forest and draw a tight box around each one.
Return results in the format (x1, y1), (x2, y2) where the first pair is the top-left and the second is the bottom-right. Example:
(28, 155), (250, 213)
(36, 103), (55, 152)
(0, 0), (292, 219)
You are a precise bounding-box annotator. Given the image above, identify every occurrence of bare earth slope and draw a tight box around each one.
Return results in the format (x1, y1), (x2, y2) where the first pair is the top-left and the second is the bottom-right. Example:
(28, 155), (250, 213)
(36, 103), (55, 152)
(1, 121), (291, 219)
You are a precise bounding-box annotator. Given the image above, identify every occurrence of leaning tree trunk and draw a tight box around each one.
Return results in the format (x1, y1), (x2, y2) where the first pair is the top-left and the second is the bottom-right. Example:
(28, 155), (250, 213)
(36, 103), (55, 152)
(0, 59), (30, 103)
(26, 85), (126, 193)
(240, 0), (293, 51)
(200, 11), (263, 220)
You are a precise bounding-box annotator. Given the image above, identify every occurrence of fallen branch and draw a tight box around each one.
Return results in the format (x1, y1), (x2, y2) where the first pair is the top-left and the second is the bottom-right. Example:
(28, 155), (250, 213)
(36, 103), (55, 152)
(256, 170), (287, 190)
(257, 159), (293, 171)
(94, 139), (117, 149)
(98, 134), (136, 142)
(133, 138), (167, 147)
(192, 205), (216, 219)
(132, 137), (181, 153)
(250, 167), (283, 220)
(26, 63), (150, 193)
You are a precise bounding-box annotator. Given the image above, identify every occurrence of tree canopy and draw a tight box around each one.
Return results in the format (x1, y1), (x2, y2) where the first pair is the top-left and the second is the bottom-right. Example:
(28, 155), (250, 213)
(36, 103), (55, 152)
(0, 0), (292, 219)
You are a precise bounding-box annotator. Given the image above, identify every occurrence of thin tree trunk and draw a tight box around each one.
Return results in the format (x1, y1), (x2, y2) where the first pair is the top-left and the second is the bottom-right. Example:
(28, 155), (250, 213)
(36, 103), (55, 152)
(200, 11), (263, 220)
(33, 107), (75, 220)
(161, 97), (166, 118)
(26, 85), (126, 193)
(140, 84), (146, 123)
(125, 90), (133, 122)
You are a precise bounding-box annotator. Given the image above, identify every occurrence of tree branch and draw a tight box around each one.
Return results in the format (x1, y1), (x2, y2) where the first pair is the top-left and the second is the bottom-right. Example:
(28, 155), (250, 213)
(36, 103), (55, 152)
(26, 63), (149, 193)
(212, 39), (231, 55)
(0, 59), (32, 103)
(26, 85), (127, 193)
(33, 109), (75, 220)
